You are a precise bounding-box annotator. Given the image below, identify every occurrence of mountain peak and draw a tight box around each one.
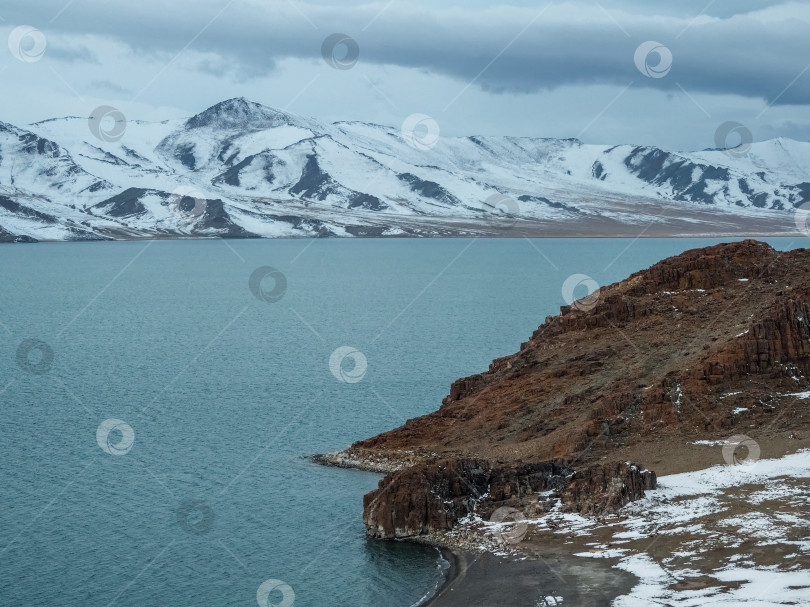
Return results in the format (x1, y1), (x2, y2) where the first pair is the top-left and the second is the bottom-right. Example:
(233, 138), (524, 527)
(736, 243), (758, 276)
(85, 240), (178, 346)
(185, 98), (309, 131)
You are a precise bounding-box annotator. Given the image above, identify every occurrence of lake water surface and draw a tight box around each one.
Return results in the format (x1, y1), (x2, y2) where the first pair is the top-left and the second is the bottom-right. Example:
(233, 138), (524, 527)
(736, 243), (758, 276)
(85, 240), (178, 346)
(0, 237), (800, 606)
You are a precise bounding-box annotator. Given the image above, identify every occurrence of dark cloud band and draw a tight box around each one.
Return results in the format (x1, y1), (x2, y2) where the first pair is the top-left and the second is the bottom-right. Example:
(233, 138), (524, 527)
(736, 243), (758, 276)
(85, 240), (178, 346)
(4, 1), (810, 105)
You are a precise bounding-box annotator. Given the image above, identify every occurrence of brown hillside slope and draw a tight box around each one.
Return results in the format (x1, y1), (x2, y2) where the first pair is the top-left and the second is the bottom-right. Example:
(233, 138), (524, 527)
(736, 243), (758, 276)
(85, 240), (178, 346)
(330, 240), (810, 539)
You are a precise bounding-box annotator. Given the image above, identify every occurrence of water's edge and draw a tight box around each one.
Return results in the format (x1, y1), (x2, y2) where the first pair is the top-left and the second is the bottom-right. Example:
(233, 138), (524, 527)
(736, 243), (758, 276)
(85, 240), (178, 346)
(413, 548), (452, 607)
(417, 548), (454, 607)
(312, 454), (452, 606)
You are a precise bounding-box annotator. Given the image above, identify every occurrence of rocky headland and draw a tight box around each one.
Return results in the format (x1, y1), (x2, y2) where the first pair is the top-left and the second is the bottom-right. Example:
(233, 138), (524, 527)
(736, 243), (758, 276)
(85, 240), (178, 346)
(318, 240), (810, 548)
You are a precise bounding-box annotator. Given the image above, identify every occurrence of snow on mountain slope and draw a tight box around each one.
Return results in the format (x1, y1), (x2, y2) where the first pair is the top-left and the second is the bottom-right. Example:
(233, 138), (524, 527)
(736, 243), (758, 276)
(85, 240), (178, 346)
(1, 97), (808, 242)
(0, 121), (112, 201)
(692, 138), (810, 182)
(155, 99), (321, 175)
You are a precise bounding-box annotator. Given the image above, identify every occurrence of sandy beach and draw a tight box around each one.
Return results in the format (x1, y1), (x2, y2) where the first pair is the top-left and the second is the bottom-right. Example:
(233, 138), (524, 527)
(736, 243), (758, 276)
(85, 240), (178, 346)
(424, 549), (637, 607)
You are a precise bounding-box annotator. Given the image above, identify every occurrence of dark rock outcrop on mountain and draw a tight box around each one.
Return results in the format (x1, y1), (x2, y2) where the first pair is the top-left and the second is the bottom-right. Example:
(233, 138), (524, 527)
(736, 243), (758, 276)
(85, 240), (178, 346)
(331, 241), (810, 540)
(289, 153), (388, 210)
(93, 187), (150, 217)
(195, 198), (258, 238)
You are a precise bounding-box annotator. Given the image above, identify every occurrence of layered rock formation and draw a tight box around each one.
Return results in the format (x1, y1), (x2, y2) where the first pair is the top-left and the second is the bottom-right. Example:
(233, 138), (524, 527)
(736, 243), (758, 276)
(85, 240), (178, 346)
(328, 240), (810, 539)
(363, 459), (656, 539)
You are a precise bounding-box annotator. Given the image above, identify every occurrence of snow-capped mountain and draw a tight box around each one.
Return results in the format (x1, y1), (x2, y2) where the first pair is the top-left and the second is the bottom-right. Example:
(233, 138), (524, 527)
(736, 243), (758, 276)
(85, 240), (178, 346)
(1, 98), (808, 242)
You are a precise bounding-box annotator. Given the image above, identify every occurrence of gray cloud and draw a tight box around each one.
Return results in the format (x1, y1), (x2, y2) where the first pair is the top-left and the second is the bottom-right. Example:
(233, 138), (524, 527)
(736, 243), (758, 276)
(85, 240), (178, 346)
(1, 1), (808, 151)
(761, 120), (810, 141)
(88, 80), (133, 97)
(4, 1), (810, 105)
(44, 41), (100, 64)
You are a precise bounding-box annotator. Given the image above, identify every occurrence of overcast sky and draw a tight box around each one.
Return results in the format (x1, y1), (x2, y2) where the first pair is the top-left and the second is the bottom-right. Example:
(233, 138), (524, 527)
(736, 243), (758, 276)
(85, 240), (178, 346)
(1, 0), (809, 150)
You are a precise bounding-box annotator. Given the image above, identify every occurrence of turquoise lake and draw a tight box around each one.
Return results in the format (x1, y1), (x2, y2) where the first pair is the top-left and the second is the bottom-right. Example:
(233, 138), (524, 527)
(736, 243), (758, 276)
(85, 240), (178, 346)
(0, 237), (800, 606)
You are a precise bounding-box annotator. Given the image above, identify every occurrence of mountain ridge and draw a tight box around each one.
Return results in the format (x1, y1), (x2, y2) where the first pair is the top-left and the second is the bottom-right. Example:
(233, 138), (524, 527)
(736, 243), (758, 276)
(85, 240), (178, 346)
(1, 98), (808, 242)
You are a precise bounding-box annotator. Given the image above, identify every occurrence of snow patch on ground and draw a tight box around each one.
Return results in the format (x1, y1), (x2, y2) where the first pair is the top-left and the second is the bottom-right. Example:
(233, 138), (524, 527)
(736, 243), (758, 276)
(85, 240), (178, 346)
(604, 450), (810, 605)
(615, 554), (810, 606)
(442, 450), (810, 605)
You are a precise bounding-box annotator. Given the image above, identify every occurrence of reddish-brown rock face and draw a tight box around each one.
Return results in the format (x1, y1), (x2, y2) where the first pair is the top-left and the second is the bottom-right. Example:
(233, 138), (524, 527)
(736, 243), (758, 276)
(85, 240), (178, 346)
(363, 459), (656, 539)
(344, 240), (810, 539)
(562, 462), (657, 516)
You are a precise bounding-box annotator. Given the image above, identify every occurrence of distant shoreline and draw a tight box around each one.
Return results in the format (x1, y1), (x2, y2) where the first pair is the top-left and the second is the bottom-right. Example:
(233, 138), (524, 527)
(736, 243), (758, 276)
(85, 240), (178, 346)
(0, 231), (804, 245)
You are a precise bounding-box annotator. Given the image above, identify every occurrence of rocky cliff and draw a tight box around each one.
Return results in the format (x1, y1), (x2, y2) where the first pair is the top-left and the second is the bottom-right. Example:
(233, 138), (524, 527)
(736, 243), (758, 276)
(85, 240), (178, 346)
(363, 459), (656, 539)
(328, 240), (810, 540)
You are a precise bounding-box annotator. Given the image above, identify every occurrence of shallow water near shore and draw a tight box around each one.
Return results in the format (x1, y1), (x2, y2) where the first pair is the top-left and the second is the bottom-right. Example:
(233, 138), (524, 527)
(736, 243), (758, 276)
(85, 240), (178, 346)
(0, 237), (800, 606)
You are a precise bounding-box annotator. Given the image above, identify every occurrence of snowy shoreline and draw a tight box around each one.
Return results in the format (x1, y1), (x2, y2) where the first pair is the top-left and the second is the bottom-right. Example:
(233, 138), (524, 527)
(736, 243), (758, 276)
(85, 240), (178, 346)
(434, 449), (810, 606)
